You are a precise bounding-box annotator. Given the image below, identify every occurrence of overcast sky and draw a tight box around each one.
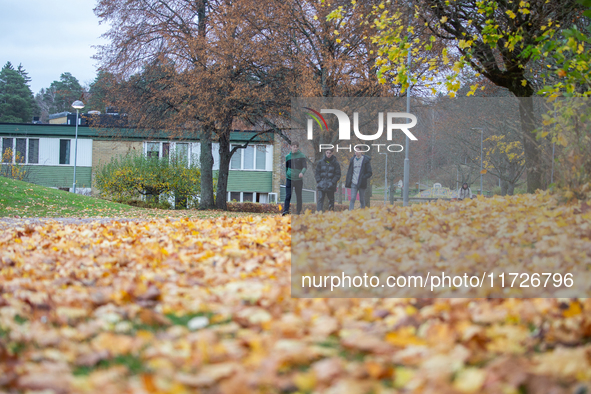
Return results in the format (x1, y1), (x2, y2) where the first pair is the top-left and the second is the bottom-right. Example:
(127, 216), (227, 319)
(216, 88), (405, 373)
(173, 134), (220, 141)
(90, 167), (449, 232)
(0, 0), (109, 95)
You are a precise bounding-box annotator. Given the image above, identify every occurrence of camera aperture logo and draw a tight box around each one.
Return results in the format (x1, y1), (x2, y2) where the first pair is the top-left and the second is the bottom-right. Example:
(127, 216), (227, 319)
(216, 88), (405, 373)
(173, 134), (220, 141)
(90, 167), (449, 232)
(303, 107), (418, 153)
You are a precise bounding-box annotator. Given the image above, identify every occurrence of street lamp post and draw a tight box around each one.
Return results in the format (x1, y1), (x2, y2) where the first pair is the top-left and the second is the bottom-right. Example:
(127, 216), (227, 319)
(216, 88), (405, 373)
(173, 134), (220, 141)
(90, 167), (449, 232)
(402, 38), (412, 207)
(379, 152), (387, 204)
(71, 100), (85, 194)
(471, 127), (483, 196)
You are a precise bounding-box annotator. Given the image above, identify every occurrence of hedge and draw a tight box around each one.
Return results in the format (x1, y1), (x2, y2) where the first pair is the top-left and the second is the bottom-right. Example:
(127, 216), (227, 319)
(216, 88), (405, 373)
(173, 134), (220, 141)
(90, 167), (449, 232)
(226, 202), (350, 214)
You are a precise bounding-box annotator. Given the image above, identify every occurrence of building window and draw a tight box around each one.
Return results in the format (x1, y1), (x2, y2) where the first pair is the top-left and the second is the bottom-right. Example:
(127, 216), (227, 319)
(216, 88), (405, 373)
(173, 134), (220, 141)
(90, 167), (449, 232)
(256, 146), (266, 170)
(256, 193), (269, 203)
(230, 192), (241, 202)
(1, 138), (40, 164)
(146, 141), (188, 162)
(176, 143), (189, 162)
(59, 139), (70, 165)
(243, 146), (254, 170)
(28, 139), (39, 164)
(147, 142), (160, 158)
(230, 148), (241, 169)
(227, 192), (268, 203)
(162, 142), (170, 159)
(2, 138), (13, 163)
(230, 144), (267, 170)
(15, 139), (26, 163)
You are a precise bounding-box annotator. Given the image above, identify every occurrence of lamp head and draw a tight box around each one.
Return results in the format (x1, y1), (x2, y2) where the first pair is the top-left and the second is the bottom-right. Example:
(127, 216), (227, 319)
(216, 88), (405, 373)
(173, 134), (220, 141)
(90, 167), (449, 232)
(72, 100), (85, 110)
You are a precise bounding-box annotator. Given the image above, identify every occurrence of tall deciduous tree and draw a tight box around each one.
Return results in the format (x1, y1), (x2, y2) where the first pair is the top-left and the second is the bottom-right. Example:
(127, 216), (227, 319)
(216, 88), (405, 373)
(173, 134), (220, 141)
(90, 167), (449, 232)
(276, 0), (387, 163)
(334, 0), (583, 193)
(94, 0), (398, 209)
(0, 62), (36, 123)
(95, 0), (298, 210)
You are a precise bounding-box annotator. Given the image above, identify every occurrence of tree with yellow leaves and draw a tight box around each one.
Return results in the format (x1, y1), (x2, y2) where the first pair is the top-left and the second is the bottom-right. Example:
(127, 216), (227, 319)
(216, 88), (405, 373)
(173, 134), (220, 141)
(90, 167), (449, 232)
(0, 148), (30, 182)
(329, 0), (584, 194)
(483, 135), (525, 195)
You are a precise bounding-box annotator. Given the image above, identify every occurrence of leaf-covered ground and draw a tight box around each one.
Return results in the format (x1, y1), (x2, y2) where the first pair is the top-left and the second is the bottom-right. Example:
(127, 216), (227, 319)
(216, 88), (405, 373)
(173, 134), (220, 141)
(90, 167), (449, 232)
(292, 191), (591, 298)
(1, 193), (591, 394)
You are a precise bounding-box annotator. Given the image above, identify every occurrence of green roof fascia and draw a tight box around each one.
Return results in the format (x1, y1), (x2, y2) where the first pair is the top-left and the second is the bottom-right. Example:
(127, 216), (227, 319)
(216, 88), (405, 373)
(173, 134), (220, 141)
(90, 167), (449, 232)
(0, 123), (274, 143)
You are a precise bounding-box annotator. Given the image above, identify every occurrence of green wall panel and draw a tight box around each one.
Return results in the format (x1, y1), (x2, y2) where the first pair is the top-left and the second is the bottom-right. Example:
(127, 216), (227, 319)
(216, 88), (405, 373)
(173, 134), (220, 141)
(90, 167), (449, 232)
(23, 166), (92, 189)
(226, 171), (272, 193)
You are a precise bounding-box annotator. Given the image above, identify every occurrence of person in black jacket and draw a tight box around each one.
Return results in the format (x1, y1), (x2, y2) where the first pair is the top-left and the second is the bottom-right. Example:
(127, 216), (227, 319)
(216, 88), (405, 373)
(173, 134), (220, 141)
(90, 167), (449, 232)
(282, 142), (308, 215)
(315, 149), (341, 212)
(345, 151), (372, 210)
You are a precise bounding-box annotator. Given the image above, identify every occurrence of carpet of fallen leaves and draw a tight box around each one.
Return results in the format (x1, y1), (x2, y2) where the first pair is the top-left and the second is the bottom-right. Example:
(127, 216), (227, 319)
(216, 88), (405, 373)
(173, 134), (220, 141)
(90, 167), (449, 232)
(1, 192), (591, 394)
(292, 192), (591, 298)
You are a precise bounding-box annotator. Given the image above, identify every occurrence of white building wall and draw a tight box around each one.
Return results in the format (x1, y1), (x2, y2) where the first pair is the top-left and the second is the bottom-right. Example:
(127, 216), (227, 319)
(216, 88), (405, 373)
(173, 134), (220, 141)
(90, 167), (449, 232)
(69, 139), (92, 167)
(38, 138), (59, 165)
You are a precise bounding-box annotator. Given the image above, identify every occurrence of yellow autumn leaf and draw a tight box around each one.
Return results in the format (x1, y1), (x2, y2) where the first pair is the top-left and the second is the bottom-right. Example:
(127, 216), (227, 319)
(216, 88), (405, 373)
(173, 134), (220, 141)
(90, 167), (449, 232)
(385, 329), (427, 347)
(562, 301), (582, 317)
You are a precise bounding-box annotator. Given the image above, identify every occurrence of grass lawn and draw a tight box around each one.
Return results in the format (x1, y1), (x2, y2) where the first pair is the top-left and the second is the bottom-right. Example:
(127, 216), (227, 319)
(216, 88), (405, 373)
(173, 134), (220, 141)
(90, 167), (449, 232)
(0, 177), (276, 219)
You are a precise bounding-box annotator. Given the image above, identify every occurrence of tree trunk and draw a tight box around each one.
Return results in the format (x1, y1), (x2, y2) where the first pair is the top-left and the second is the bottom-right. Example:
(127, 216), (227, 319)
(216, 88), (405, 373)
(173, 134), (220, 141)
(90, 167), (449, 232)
(501, 179), (508, 196)
(519, 97), (543, 193)
(215, 120), (233, 210)
(507, 182), (515, 196)
(199, 126), (215, 209)
(337, 181), (343, 204)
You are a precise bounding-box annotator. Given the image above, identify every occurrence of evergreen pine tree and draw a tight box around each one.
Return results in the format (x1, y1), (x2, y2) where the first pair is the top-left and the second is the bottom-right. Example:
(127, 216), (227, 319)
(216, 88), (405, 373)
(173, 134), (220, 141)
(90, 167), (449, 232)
(47, 72), (84, 113)
(0, 62), (35, 123)
(17, 63), (40, 118)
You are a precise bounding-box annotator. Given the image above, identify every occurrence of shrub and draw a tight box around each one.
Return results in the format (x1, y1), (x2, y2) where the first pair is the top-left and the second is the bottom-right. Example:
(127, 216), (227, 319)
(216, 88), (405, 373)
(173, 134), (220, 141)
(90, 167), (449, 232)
(95, 151), (200, 207)
(283, 203), (350, 213)
(225, 202), (350, 214)
(227, 202), (281, 213)
(0, 148), (29, 181)
(124, 199), (172, 210)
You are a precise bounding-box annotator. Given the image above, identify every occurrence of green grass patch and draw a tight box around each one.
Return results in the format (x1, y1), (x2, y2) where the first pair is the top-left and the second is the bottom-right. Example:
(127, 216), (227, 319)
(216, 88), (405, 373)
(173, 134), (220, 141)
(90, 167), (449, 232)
(14, 314), (28, 324)
(73, 354), (147, 376)
(0, 176), (140, 218)
(315, 335), (367, 362)
(0, 176), (278, 219)
(165, 311), (215, 326)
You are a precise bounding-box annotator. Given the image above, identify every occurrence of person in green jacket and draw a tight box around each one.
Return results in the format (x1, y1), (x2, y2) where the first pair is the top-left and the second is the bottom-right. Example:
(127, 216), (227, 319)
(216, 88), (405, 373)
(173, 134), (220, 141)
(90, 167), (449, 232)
(282, 142), (307, 215)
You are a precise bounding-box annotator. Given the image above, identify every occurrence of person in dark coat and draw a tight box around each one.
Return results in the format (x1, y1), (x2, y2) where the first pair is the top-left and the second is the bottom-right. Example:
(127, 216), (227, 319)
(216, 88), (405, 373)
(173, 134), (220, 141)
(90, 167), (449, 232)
(345, 151), (372, 210)
(315, 149), (341, 212)
(282, 142), (308, 215)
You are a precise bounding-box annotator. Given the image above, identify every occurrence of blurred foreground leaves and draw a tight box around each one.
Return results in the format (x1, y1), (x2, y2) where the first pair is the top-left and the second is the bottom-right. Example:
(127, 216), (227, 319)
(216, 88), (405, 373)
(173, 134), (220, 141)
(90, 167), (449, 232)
(1, 193), (591, 394)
